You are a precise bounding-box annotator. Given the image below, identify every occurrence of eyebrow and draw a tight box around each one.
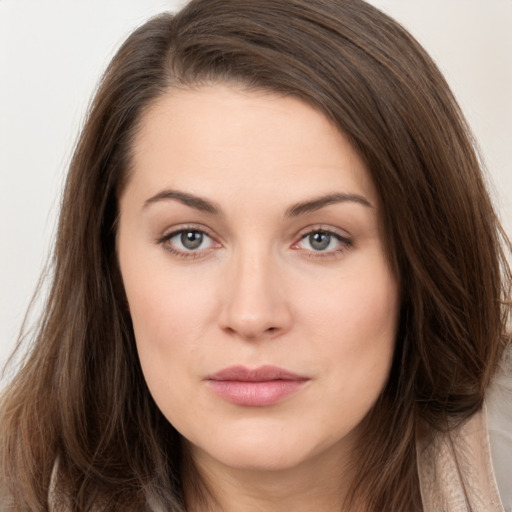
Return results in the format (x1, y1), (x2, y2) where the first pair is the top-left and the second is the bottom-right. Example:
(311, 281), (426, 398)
(143, 189), (372, 216)
(144, 189), (221, 214)
(285, 192), (373, 217)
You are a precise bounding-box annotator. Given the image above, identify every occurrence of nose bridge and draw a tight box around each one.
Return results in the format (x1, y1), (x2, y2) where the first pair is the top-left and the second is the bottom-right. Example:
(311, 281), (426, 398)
(219, 241), (291, 339)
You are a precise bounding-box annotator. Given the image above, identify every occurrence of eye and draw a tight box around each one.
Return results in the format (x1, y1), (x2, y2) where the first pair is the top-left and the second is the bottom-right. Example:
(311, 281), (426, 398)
(303, 232), (335, 251)
(158, 227), (219, 257)
(292, 229), (352, 256)
(175, 230), (208, 250)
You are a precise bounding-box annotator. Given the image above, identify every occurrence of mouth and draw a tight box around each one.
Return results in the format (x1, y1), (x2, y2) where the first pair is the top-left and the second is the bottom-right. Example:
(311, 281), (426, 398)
(206, 365), (310, 407)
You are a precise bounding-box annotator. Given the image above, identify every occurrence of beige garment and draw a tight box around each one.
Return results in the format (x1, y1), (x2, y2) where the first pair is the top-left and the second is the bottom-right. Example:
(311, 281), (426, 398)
(417, 404), (505, 512)
(417, 345), (512, 512)
(487, 348), (512, 512)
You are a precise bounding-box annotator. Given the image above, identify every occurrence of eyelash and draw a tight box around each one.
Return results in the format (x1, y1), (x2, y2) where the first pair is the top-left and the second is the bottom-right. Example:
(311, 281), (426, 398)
(292, 228), (353, 259)
(157, 226), (352, 260)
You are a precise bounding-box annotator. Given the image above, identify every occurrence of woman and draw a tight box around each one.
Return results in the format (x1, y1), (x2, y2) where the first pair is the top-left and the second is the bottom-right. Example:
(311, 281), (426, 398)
(1, 0), (510, 510)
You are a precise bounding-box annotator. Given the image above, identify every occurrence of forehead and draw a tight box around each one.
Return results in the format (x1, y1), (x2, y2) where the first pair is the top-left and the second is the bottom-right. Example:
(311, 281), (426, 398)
(126, 83), (377, 209)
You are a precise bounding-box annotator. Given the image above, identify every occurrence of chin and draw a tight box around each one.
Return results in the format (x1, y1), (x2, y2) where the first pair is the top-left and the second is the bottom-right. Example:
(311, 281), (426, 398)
(187, 424), (345, 474)
(209, 445), (312, 473)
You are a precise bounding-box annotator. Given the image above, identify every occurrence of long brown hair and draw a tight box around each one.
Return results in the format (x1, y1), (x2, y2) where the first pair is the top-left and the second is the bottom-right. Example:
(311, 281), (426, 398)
(1, 1), (510, 510)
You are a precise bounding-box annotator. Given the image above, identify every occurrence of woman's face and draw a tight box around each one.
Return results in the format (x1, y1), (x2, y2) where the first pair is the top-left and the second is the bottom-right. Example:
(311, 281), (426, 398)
(118, 84), (399, 474)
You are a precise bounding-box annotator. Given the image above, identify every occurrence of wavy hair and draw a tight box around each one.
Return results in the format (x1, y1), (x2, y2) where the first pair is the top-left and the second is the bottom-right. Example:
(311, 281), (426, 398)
(1, 1), (510, 510)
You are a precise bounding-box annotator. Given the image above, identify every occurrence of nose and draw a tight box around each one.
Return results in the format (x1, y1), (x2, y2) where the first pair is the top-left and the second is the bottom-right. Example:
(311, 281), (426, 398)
(218, 248), (293, 341)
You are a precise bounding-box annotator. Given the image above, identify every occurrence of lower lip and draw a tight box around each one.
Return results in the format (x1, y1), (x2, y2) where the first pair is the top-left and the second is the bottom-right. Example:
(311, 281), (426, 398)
(207, 379), (308, 406)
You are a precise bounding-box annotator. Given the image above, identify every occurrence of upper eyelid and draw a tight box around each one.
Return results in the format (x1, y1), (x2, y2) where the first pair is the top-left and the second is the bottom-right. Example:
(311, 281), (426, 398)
(158, 224), (215, 242)
(300, 229), (345, 239)
(295, 230), (351, 247)
(295, 224), (352, 241)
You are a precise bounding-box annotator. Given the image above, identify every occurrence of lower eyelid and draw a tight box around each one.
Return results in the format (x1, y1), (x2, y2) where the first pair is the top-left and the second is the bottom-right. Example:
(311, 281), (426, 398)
(162, 245), (210, 259)
(301, 241), (352, 260)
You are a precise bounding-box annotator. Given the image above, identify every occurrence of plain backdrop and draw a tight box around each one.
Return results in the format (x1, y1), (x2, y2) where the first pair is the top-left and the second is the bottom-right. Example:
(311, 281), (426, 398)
(1, 0), (511, 379)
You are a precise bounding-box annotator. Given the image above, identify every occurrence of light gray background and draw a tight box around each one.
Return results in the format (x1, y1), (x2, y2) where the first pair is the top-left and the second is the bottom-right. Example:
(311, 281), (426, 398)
(1, 0), (511, 378)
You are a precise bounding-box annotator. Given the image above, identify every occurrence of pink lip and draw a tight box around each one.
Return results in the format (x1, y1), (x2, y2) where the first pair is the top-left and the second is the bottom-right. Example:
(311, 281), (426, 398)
(206, 365), (309, 406)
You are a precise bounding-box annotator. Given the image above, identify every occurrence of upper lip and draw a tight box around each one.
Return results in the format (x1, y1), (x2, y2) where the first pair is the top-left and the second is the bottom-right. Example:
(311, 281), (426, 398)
(207, 365), (308, 382)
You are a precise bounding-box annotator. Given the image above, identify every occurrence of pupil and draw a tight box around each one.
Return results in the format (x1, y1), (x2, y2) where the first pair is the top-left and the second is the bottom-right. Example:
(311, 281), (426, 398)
(181, 231), (203, 250)
(310, 232), (330, 250)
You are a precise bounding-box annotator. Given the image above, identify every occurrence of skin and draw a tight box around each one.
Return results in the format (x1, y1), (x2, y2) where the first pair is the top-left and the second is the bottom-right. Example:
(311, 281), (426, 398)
(117, 84), (399, 512)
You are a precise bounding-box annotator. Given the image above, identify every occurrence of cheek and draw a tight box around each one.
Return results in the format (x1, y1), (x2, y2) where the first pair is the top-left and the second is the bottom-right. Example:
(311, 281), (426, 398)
(118, 237), (218, 396)
(125, 269), (217, 365)
(298, 259), (398, 343)
(119, 229), (215, 339)
(298, 258), (398, 409)
(122, 270), (216, 429)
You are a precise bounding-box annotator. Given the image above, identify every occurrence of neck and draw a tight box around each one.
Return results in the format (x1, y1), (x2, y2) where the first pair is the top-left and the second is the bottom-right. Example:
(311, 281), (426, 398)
(182, 441), (366, 512)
